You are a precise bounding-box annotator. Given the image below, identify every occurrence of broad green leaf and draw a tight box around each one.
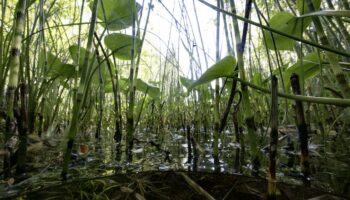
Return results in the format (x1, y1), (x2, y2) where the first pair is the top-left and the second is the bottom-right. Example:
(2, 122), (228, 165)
(264, 12), (311, 50)
(104, 81), (113, 93)
(283, 52), (322, 90)
(69, 45), (92, 68)
(297, 0), (321, 14)
(69, 45), (111, 84)
(39, 51), (75, 79)
(189, 55), (236, 91)
(92, 0), (140, 31)
(135, 79), (160, 99)
(104, 33), (141, 60)
(120, 78), (129, 92)
(51, 64), (76, 79)
(252, 73), (263, 86)
(38, 51), (62, 71)
(180, 76), (194, 89)
(300, 10), (350, 18)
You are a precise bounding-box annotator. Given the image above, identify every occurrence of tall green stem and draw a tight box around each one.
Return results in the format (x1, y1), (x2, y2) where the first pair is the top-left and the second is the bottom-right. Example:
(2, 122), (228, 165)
(3, 0), (27, 178)
(126, 0), (138, 162)
(213, 0), (221, 171)
(230, 0), (260, 175)
(61, 0), (98, 179)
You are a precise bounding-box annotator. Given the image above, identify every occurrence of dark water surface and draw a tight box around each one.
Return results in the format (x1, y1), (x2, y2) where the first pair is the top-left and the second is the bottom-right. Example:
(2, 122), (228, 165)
(1, 127), (349, 198)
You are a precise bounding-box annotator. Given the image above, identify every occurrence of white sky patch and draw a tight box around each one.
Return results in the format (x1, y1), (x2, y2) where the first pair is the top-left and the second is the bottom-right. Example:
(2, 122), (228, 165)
(143, 0), (245, 79)
(80, 0), (246, 81)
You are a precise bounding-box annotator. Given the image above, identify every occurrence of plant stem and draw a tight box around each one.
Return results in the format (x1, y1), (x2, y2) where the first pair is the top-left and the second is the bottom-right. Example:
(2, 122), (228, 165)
(61, 0), (98, 179)
(291, 73), (310, 187)
(3, 0), (27, 178)
(268, 76), (278, 200)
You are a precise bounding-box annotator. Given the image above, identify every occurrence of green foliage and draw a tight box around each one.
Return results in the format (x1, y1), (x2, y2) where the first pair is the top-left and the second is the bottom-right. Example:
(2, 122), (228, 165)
(264, 12), (311, 50)
(296, 0), (321, 14)
(136, 79), (160, 100)
(39, 51), (75, 79)
(299, 10), (350, 18)
(252, 73), (263, 87)
(180, 76), (194, 89)
(69, 45), (93, 68)
(189, 55), (236, 91)
(282, 52), (323, 90)
(92, 0), (140, 30)
(69, 44), (110, 84)
(104, 33), (141, 60)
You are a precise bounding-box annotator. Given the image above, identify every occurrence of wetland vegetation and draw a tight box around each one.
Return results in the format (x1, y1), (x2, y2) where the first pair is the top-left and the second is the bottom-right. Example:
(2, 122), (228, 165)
(0, 0), (350, 199)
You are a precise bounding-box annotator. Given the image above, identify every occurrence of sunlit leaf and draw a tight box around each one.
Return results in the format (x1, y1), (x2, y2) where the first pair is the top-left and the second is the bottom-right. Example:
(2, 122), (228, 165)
(69, 44), (111, 83)
(180, 76), (194, 89)
(39, 51), (75, 79)
(69, 45), (92, 68)
(189, 55), (236, 91)
(119, 78), (129, 92)
(252, 73), (263, 86)
(283, 52), (322, 90)
(92, 0), (141, 30)
(264, 12), (311, 50)
(136, 79), (160, 99)
(104, 82), (113, 93)
(104, 33), (141, 60)
(296, 0), (321, 14)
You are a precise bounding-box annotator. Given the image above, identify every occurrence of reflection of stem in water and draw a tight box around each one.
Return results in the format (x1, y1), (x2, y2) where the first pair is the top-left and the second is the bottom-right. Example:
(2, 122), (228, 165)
(233, 109), (243, 173)
(186, 125), (193, 163)
(191, 137), (198, 172)
(285, 136), (295, 168)
(214, 154), (220, 173)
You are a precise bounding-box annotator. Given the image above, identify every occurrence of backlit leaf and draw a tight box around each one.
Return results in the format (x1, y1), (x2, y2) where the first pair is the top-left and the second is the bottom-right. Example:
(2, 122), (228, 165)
(136, 79), (160, 99)
(283, 52), (322, 90)
(297, 0), (321, 14)
(180, 76), (194, 89)
(264, 12), (311, 50)
(39, 51), (75, 79)
(92, 0), (141, 31)
(104, 33), (141, 60)
(189, 55), (236, 91)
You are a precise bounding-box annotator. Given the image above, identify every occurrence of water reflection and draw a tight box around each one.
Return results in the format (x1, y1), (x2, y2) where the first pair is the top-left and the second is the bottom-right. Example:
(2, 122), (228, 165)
(1, 128), (350, 198)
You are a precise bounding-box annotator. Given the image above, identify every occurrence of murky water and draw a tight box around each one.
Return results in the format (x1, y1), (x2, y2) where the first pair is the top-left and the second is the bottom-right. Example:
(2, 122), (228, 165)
(1, 127), (350, 198)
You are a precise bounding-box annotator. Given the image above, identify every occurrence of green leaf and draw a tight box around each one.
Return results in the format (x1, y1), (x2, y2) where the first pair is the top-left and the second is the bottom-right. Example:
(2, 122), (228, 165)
(104, 81), (113, 93)
(52, 64), (76, 79)
(180, 76), (194, 89)
(264, 12), (311, 50)
(135, 79), (160, 100)
(283, 52), (322, 90)
(104, 33), (141, 60)
(92, 0), (140, 31)
(299, 10), (350, 18)
(120, 78), (129, 92)
(39, 51), (75, 79)
(189, 55), (236, 91)
(69, 45), (111, 84)
(297, 0), (321, 14)
(69, 45), (93, 68)
(252, 73), (263, 86)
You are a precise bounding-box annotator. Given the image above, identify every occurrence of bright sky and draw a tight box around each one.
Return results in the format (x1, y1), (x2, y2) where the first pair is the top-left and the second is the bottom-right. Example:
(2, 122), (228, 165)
(79, 0), (245, 81)
(139, 0), (245, 80)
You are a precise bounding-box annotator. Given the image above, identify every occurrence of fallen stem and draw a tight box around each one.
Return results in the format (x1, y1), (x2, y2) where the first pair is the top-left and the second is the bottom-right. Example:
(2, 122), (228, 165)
(227, 76), (350, 106)
(178, 172), (216, 200)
